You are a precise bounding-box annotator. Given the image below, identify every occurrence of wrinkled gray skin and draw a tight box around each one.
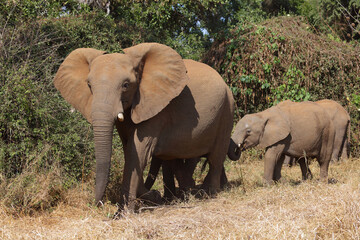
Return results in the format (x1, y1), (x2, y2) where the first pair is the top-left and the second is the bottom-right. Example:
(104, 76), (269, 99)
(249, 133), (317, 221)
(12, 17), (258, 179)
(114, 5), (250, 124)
(54, 43), (234, 211)
(283, 99), (350, 178)
(228, 101), (335, 183)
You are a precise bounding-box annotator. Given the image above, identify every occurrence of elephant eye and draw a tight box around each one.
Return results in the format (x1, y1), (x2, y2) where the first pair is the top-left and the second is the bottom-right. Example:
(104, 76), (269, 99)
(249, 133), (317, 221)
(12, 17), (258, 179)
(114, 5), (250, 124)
(87, 81), (92, 93)
(122, 82), (130, 90)
(246, 129), (251, 134)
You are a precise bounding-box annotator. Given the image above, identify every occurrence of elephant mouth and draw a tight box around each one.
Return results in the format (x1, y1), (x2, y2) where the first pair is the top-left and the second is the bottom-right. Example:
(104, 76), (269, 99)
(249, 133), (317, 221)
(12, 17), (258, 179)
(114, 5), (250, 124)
(237, 142), (246, 152)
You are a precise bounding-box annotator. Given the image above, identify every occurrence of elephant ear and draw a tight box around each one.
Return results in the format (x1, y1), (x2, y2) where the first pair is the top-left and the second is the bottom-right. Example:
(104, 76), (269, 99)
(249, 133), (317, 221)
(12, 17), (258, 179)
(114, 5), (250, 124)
(259, 106), (290, 148)
(54, 48), (105, 123)
(124, 43), (189, 124)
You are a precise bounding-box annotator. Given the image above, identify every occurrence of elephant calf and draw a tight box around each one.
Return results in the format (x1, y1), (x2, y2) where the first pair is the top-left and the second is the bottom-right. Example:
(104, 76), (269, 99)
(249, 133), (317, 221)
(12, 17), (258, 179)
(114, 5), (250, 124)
(228, 101), (335, 183)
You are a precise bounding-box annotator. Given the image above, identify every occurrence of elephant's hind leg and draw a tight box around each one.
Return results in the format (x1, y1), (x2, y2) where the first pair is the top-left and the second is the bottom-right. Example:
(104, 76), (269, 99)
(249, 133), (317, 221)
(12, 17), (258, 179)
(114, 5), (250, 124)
(317, 123), (335, 182)
(201, 137), (230, 195)
(162, 161), (177, 201)
(331, 130), (343, 162)
(340, 136), (349, 160)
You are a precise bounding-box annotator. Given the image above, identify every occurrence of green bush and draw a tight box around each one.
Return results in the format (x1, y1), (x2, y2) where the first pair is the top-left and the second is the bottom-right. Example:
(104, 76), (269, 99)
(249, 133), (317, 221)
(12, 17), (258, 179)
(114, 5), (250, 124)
(0, 6), (145, 182)
(297, 0), (360, 41)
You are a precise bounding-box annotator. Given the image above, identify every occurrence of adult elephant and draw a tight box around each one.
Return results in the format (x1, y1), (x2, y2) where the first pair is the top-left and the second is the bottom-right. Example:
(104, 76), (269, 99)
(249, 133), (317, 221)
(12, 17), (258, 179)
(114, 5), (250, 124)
(54, 43), (234, 210)
(227, 101), (335, 183)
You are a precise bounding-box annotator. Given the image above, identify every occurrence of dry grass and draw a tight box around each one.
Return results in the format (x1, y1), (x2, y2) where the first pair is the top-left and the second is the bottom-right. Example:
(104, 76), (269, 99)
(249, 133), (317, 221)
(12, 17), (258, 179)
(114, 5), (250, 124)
(1, 155), (360, 239)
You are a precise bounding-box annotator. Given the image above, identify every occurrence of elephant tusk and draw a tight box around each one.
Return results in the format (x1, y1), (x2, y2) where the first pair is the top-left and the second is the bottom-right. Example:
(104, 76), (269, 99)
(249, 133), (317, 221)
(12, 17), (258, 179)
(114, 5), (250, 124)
(117, 113), (124, 122)
(238, 143), (241, 148)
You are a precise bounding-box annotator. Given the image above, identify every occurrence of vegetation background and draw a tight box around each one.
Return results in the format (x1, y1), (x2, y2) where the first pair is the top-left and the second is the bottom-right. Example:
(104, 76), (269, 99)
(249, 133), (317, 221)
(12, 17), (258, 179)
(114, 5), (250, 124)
(1, 0), (360, 238)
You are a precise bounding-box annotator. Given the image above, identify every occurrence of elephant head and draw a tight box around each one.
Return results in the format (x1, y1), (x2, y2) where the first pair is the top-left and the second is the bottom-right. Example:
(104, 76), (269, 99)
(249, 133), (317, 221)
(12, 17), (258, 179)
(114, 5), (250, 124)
(228, 106), (290, 160)
(54, 43), (189, 203)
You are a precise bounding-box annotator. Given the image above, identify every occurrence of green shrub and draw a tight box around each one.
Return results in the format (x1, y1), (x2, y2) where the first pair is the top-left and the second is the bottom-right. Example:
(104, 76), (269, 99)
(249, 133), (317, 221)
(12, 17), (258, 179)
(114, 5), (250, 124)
(297, 0), (360, 41)
(0, 6), (147, 182)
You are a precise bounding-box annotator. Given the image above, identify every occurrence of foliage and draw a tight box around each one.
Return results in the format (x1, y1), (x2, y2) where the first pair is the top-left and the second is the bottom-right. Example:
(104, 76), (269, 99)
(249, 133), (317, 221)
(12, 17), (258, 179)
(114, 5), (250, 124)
(261, 0), (305, 15)
(297, 0), (360, 41)
(107, 0), (246, 60)
(270, 66), (311, 104)
(0, 19), (95, 182)
(0, 0), (79, 25)
(0, 3), (144, 184)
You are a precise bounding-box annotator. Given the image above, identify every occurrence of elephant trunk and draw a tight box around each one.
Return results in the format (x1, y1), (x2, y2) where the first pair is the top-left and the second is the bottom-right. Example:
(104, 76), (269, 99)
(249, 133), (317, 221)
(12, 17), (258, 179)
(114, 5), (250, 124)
(92, 109), (115, 204)
(227, 138), (241, 161)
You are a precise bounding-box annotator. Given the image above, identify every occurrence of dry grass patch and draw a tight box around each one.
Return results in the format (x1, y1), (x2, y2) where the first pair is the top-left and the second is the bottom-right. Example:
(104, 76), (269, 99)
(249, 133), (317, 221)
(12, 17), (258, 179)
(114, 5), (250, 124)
(1, 157), (360, 239)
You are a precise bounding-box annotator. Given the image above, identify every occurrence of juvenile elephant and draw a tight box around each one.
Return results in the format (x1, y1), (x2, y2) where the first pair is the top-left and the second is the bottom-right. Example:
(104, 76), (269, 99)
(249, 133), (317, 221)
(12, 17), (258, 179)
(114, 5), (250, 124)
(54, 43), (234, 210)
(228, 101), (335, 183)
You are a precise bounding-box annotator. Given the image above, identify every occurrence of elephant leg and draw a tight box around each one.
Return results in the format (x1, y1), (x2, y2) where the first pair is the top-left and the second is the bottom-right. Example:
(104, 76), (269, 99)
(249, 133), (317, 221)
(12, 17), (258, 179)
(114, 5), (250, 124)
(175, 158), (198, 191)
(203, 164), (227, 189)
(144, 157), (162, 190)
(162, 160), (176, 201)
(202, 153), (225, 195)
(220, 166), (228, 188)
(317, 124), (334, 182)
(317, 158), (330, 182)
(273, 154), (285, 181)
(298, 157), (312, 180)
(317, 148), (331, 183)
(263, 144), (285, 184)
(119, 139), (161, 211)
(283, 156), (295, 167)
(283, 155), (291, 166)
(340, 135), (349, 160)
(331, 130), (342, 162)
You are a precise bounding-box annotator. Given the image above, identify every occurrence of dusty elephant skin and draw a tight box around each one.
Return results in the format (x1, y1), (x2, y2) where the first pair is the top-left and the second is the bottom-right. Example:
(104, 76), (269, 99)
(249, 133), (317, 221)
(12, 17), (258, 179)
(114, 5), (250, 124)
(283, 99), (350, 177)
(228, 101), (335, 183)
(53, 43), (234, 211)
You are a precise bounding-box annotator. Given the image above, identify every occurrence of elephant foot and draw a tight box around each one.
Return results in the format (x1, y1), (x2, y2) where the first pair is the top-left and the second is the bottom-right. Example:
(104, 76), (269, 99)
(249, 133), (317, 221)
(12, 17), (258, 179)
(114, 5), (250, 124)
(263, 178), (275, 186)
(139, 189), (162, 206)
(114, 198), (137, 219)
(193, 188), (210, 199)
(176, 187), (196, 202)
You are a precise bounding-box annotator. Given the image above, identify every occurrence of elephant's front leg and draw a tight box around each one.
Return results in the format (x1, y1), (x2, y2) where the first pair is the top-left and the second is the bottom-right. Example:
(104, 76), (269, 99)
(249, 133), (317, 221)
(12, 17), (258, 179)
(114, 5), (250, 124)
(263, 144), (285, 184)
(119, 138), (161, 211)
(273, 154), (285, 181)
